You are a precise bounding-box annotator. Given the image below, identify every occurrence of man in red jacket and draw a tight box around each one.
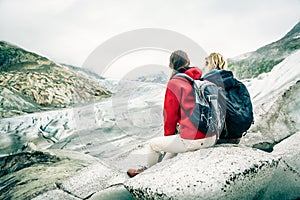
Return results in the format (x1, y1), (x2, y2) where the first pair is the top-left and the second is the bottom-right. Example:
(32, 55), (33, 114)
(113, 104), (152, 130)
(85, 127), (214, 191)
(127, 50), (216, 177)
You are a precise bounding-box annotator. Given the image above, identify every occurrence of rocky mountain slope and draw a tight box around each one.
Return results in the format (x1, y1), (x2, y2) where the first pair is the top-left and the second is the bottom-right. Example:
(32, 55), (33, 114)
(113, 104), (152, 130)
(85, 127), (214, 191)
(0, 41), (111, 118)
(0, 49), (299, 199)
(1, 22), (300, 199)
(228, 21), (300, 79)
(61, 64), (105, 83)
(0, 41), (51, 71)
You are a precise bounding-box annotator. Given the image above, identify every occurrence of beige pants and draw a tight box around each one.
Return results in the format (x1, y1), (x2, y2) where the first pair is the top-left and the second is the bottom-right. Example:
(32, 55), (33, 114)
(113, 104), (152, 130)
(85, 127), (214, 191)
(147, 134), (216, 167)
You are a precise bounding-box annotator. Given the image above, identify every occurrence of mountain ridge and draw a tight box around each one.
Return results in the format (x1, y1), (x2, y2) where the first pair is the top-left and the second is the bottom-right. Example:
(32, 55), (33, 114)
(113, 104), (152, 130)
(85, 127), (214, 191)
(0, 41), (111, 118)
(228, 21), (300, 79)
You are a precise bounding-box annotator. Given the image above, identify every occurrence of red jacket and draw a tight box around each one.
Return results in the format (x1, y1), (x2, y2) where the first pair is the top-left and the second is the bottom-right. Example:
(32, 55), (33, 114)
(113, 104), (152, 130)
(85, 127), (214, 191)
(163, 67), (208, 139)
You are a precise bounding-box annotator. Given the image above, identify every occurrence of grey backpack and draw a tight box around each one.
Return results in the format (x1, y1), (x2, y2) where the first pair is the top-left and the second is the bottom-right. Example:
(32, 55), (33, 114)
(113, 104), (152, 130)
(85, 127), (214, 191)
(174, 73), (225, 137)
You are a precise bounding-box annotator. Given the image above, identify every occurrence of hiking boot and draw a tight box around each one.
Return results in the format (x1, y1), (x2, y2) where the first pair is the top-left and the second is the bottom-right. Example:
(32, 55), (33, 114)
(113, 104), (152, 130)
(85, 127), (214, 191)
(127, 167), (147, 178)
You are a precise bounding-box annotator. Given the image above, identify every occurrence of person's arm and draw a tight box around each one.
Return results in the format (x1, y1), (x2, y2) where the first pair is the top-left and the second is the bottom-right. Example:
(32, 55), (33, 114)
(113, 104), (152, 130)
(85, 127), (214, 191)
(163, 81), (180, 136)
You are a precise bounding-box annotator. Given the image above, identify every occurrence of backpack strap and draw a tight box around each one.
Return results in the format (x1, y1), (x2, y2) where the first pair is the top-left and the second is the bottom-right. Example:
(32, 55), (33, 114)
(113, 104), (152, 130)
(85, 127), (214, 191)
(173, 73), (194, 82)
(173, 73), (199, 122)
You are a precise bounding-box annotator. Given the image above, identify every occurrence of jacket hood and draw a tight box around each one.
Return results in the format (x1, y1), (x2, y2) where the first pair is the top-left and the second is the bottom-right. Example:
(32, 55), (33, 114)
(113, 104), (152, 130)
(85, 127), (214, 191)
(182, 67), (202, 80)
(202, 69), (236, 88)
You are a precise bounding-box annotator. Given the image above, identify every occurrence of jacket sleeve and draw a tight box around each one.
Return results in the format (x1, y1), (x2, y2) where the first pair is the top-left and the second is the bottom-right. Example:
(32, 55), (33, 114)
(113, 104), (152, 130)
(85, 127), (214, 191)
(163, 81), (180, 136)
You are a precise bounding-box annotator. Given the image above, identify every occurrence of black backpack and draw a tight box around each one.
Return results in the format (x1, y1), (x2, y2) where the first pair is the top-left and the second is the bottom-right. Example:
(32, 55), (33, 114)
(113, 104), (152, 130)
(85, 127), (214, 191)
(174, 73), (225, 137)
(202, 70), (254, 139)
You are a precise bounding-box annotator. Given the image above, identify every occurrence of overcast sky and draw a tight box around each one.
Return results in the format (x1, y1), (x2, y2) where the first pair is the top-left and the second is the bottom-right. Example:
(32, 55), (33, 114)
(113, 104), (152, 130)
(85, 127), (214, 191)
(1, 0), (300, 78)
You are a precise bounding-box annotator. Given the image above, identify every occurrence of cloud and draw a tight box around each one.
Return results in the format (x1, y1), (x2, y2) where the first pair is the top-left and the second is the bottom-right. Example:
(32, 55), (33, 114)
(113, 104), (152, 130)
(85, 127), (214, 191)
(0, 0), (299, 73)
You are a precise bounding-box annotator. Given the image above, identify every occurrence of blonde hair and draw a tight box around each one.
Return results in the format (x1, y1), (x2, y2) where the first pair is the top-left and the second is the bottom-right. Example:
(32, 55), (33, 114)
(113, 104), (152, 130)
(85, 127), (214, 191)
(205, 52), (227, 72)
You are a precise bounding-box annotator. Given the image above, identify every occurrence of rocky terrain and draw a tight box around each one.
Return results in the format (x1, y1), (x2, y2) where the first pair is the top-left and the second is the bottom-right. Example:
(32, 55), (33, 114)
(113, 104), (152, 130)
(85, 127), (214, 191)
(0, 23), (300, 199)
(228, 21), (300, 79)
(0, 150), (101, 200)
(0, 48), (299, 199)
(61, 64), (105, 83)
(124, 50), (300, 199)
(0, 41), (111, 118)
(125, 142), (299, 200)
(0, 41), (51, 72)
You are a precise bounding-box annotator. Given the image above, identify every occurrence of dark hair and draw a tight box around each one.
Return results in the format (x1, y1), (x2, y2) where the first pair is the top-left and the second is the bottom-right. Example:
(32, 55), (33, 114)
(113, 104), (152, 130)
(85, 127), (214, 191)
(170, 50), (190, 70)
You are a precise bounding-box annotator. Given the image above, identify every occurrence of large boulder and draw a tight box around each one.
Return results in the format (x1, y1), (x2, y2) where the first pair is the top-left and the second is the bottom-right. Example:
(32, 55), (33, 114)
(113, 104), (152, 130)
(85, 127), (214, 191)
(259, 132), (300, 200)
(0, 150), (99, 200)
(0, 149), (132, 200)
(272, 132), (300, 173)
(55, 162), (127, 199)
(31, 190), (80, 200)
(124, 146), (299, 199)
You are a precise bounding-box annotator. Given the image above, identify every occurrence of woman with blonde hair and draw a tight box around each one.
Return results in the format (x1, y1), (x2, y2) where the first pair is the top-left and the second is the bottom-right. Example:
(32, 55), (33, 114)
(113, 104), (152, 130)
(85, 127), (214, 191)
(202, 52), (254, 145)
(205, 52), (227, 72)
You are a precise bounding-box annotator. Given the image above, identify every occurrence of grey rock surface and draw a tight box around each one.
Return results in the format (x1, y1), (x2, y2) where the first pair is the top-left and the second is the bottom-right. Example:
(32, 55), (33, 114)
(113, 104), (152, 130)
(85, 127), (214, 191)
(90, 185), (133, 200)
(31, 189), (80, 200)
(0, 150), (98, 200)
(57, 162), (127, 199)
(125, 146), (283, 200)
(272, 132), (300, 173)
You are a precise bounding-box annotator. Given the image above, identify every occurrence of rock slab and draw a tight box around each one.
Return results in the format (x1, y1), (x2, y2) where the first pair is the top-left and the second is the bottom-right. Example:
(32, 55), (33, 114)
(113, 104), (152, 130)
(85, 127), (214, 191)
(124, 146), (297, 200)
(57, 162), (127, 199)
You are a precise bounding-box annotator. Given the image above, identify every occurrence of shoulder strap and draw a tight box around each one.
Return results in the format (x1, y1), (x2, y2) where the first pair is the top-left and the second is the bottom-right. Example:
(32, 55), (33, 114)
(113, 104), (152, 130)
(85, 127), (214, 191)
(220, 71), (237, 89)
(173, 73), (194, 82)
